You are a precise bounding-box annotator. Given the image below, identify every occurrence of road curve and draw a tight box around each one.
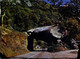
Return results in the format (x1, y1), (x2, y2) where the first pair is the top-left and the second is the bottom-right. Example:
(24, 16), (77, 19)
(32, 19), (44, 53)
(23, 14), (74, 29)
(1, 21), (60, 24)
(14, 49), (78, 59)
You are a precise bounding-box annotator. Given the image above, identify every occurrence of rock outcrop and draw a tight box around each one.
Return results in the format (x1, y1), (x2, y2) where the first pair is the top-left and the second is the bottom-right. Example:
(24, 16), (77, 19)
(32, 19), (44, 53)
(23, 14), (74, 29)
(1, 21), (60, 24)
(27, 25), (68, 51)
(0, 27), (29, 57)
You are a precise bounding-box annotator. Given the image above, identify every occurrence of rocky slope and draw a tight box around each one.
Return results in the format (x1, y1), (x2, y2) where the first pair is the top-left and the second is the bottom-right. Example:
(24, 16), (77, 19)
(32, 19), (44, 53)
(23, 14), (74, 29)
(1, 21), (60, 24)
(0, 26), (29, 57)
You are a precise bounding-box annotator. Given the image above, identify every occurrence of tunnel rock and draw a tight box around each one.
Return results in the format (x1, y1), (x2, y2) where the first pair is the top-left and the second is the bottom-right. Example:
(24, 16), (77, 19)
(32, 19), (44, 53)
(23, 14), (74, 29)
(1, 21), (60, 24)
(27, 25), (66, 51)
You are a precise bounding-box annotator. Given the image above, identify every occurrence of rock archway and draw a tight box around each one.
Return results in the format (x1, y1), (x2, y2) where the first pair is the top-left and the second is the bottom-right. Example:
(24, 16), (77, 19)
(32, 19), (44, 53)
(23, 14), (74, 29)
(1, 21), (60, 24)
(27, 25), (76, 51)
(27, 25), (64, 51)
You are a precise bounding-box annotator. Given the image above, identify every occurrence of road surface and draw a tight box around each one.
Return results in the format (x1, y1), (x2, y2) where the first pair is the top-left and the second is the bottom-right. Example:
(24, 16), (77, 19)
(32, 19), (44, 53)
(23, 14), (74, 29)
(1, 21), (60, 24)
(12, 49), (78, 59)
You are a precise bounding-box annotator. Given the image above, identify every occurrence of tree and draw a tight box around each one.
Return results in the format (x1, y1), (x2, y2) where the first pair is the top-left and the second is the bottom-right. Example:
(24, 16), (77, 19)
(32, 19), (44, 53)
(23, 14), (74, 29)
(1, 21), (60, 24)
(1, 12), (5, 27)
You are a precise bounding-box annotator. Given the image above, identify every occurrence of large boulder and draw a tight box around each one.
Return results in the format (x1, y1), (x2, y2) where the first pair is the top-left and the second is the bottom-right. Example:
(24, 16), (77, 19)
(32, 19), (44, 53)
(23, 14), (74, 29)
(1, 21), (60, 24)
(27, 25), (68, 51)
(0, 27), (29, 57)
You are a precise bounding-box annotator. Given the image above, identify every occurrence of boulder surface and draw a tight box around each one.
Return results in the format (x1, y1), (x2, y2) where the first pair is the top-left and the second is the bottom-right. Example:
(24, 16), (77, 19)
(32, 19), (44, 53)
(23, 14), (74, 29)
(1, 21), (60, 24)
(0, 27), (29, 57)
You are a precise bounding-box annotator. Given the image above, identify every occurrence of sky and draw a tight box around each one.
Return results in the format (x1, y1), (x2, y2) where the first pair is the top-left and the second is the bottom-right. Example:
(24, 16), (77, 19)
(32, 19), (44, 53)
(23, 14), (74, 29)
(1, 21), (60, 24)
(43, 0), (71, 5)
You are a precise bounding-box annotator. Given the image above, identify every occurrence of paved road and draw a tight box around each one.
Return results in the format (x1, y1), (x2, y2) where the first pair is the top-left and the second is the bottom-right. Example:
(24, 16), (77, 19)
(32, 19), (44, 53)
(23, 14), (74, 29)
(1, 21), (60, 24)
(13, 49), (78, 59)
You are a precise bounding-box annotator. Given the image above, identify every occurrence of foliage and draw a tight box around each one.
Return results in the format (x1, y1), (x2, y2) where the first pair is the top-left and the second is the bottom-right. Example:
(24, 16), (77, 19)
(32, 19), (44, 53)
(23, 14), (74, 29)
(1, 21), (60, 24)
(2, 1), (60, 31)
(1, 0), (80, 39)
